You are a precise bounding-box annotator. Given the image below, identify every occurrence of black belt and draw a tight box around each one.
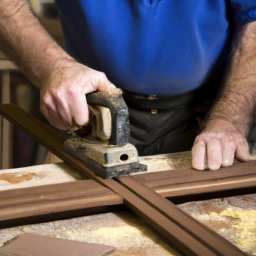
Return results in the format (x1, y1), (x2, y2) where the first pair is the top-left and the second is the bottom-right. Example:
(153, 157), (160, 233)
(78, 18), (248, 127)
(122, 89), (201, 110)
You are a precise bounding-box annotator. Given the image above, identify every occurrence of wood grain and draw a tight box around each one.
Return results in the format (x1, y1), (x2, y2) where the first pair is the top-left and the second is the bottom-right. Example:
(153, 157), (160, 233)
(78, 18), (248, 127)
(0, 104), (247, 256)
(117, 175), (245, 256)
(0, 179), (123, 223)
(133, 161), (256, 198)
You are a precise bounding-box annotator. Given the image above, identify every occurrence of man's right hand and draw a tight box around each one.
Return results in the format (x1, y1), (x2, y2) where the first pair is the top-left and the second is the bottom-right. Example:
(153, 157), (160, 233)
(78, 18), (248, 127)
(0, 1), (121, 131)
(40, 60), (122, 130)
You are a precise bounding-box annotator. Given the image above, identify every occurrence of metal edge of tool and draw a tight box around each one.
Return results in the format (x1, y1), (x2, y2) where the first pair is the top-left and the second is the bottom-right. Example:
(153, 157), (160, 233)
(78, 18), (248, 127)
(63, 139), (147, 178)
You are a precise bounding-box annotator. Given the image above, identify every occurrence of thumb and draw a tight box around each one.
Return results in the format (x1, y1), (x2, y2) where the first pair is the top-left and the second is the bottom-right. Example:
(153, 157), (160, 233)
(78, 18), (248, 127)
(96, 72), (122, 95)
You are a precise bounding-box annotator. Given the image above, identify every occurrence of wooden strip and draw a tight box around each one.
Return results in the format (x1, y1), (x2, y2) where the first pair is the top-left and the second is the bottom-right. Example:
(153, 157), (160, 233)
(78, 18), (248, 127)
(0, 179), (123, 222)
(133, 161), (256, 198)
(134, 161), (256, 186)
(1, 71), (11, 169)
(154, 173), (256, 198)
(117, 175), (244, 256)
(0, 104), (246, 256)
(0, 60), (18, 71)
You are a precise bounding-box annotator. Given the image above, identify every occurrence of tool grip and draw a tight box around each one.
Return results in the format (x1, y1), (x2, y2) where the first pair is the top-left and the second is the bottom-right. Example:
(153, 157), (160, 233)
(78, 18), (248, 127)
(86, 92), (130, 146)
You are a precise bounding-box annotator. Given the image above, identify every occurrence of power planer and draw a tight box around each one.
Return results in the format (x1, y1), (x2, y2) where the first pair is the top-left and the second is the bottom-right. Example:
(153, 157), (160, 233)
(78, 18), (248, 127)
(63, 92), (147, 178)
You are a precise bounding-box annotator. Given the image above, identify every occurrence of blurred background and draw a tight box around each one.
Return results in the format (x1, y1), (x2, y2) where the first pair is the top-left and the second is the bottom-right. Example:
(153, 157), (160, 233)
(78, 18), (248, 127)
(0, 0), (64, 169)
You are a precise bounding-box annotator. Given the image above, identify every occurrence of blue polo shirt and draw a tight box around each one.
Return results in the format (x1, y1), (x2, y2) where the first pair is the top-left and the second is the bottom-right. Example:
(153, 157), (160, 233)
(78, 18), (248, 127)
(55, 1), (256, 95)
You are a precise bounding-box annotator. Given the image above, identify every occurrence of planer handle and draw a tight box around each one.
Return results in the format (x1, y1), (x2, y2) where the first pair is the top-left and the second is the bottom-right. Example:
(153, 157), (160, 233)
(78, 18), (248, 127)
(86, 92), (130, 146)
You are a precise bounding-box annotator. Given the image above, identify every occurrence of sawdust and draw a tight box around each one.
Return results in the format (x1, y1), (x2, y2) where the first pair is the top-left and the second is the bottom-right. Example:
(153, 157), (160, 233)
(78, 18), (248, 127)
(220, 207), (256, 254)
(138, 156), (192, 173)
(167, 157), (192, 169)
(0, 211), (180, 256)
(178, 196), (256, 255)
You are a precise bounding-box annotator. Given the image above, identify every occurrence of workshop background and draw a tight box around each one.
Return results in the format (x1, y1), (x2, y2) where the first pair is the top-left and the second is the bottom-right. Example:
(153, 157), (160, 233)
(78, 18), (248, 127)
(0, 0), (63, 170)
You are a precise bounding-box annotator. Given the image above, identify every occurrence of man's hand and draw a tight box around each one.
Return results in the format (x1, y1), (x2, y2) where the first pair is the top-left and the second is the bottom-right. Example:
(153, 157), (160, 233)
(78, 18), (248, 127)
(40, 60), (121, 130)
(0, 1), (121, 130)
(192, 119), (250, 170)
(192, 20), (256, 170)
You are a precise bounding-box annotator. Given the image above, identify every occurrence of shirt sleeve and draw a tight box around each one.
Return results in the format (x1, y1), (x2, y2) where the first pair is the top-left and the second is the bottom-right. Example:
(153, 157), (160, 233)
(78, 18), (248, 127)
(231, 0), (256, 21)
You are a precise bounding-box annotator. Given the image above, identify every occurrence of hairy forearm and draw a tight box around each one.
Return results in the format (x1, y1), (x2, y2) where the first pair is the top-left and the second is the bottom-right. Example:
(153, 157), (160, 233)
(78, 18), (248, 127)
(207, 21), (256, 137)
(0, 0), (74, 87)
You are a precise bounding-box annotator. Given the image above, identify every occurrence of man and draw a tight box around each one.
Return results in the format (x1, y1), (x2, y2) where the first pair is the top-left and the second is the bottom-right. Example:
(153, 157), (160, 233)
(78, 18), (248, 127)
(0, 0), (255, 170)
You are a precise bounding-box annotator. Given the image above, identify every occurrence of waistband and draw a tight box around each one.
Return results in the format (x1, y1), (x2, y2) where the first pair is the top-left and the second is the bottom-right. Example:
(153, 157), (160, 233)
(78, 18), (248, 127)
(122, 89), (201, 110)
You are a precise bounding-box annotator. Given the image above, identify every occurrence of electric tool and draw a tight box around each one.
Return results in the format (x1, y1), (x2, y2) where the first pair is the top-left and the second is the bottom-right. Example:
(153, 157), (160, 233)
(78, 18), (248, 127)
(63, 92), (147, 178)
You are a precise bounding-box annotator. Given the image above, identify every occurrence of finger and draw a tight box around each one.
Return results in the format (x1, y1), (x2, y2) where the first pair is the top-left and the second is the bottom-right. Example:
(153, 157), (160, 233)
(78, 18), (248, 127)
(95, 73), (122, 95)
(54, 92), (74, 128)
(235, 137), (250, 162)
(192, 141), (207, 170)
(65, 90), (89, 127)
(41, 97), (68, 130)
(221, 139), (236, 167)
(207, 139), (222, 170)
(99, 82), (122, 95)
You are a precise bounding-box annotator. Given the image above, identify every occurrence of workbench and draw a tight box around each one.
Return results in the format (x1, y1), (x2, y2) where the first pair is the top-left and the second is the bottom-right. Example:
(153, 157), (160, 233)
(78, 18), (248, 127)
(0, 156), (256, 255)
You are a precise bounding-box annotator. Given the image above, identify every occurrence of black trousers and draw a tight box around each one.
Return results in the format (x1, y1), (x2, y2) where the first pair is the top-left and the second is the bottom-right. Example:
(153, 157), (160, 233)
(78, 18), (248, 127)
(123, 87), (218, 156)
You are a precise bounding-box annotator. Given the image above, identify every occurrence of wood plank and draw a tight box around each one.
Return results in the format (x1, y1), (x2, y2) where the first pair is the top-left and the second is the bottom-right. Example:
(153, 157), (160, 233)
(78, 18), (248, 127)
(0, 60), (18, 70)
(0, 162), (85, 191)
(133, 161), (256, 198)
(117, 175), (244, 256)
(0, 104), (246, 256)
(138, 151), (256, 174)
(0, 179), (123, 222)
(1, 71), (11, 169)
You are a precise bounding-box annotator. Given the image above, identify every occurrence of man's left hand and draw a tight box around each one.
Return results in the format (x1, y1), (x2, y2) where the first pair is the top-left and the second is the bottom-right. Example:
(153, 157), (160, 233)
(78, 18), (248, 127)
(192, 119), (250, 170)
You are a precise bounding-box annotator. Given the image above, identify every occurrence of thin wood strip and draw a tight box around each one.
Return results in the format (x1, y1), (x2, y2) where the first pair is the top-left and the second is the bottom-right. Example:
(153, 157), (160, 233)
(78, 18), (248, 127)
(1, 72), (11, 169)
(117, 175), (244, 256)
(132, 161), (256, 198)
(0, 60), (18, 71)
(154, 172), (256, 198)
(109, 179), (218, 256)
(133, 160), (256, 187)
(0, 180), (123, 222)
(0, 104), (246, 256)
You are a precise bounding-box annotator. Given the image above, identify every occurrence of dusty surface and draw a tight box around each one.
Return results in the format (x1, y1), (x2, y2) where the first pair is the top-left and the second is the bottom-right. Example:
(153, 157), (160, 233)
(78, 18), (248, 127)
(138, 151), (192, 173)
(138, 151), (256, 173)
(0, 211), (180, 256)
(0, 162), (84, 190)
(178, 195), (256, 255)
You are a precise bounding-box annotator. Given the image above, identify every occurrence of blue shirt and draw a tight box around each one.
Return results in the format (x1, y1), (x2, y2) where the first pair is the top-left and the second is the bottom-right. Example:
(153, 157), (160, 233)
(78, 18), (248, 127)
(55, 0), (256, 95)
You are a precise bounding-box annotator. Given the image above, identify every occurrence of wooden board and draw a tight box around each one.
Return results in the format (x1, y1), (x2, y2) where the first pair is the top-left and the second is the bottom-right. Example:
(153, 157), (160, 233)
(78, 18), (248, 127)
(0, 211), (181, 256)
(0, 162), (84, 190)
(0, 179), (123, 227)
(0, 104), (247, 256)
(133, 161), (256, 198)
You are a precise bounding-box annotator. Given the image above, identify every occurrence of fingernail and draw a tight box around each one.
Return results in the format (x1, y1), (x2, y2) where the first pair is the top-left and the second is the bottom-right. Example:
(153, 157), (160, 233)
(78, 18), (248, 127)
(223, 159), (229, 165)
(211, 165), (219, 170)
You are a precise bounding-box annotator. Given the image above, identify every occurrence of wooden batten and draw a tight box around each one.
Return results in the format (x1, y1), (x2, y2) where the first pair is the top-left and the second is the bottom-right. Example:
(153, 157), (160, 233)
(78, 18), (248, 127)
(0, 104), (248, 256)
(0, 179), (123, 225)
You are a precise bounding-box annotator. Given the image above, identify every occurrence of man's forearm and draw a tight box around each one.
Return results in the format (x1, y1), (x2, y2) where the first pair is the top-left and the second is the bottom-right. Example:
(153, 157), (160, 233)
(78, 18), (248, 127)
(192, 21), (256, 170)
(0, 0), (74, 87)
(207, 21), (256, 136)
